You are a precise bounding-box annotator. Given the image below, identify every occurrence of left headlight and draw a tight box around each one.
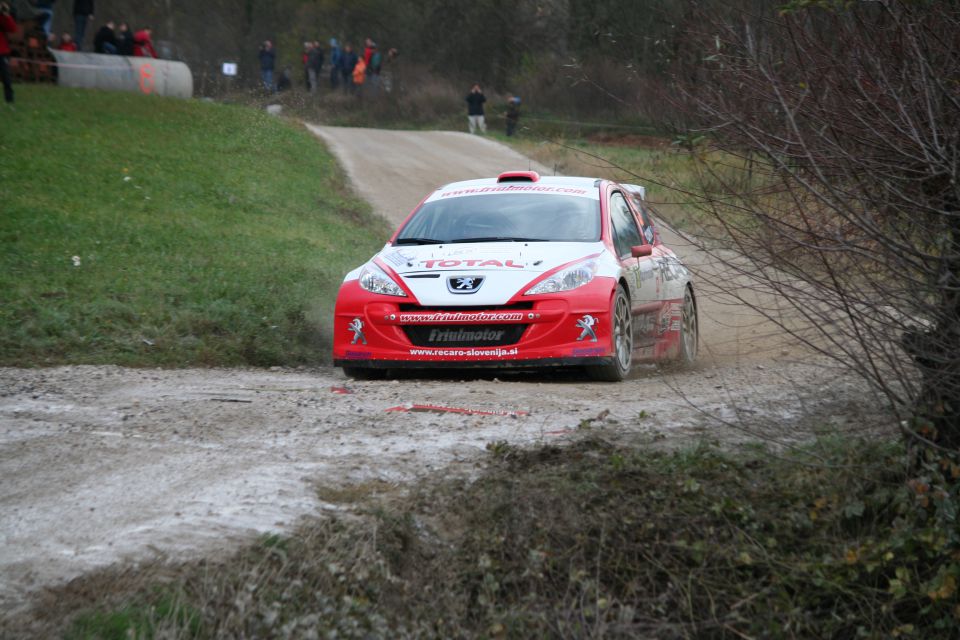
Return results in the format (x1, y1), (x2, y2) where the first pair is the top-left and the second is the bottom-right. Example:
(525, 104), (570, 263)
(525, 259), (598, 295)
(358, 263), (407, 297)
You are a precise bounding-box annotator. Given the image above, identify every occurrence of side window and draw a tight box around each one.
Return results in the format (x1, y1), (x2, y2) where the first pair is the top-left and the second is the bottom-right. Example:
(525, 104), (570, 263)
(628, 193), (656, 244)
(609, 192), (644, 258)
(637, 203), (655, 245)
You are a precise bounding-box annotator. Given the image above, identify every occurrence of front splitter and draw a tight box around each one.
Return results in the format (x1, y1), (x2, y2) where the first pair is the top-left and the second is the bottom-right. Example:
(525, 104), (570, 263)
(333, 356), (614, 369)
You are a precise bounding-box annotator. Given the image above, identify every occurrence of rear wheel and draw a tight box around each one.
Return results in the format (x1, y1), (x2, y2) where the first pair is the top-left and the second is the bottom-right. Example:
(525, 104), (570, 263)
(675, 286), (698, 366)
(588, 285), (633, 382)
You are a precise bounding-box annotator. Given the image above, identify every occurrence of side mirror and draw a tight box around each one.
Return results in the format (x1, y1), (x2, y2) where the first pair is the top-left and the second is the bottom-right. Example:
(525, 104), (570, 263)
(631, 244), (653, 258)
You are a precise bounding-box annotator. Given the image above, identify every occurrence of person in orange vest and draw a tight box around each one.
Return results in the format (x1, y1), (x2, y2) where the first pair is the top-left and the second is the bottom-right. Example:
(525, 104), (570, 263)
(352, 56), (366, 95)
(0, 1), (15, 105)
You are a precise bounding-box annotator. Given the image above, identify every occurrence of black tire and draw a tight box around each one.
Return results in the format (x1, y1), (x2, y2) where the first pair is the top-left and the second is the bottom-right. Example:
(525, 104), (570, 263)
(342, 366), (386, 380)
(588, 285), (633, 382)
(675, 286), (698, 366)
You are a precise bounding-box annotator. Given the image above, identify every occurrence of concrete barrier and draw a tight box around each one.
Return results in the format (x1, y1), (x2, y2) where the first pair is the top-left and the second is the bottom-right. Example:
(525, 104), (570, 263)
(48, 50), (193, 99)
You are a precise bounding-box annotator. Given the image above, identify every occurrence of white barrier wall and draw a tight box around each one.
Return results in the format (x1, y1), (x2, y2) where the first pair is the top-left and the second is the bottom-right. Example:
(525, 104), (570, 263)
(48, 50), (193, 99)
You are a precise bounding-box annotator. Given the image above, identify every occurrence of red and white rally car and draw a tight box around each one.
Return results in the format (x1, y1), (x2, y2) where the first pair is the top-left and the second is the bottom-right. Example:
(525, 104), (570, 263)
(333, 171), (697, 380)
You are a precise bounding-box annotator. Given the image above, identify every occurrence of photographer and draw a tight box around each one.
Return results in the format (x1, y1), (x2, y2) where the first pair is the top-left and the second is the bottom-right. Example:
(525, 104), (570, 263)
(465, 83), (487, 134)
(0, 2), (16, 105)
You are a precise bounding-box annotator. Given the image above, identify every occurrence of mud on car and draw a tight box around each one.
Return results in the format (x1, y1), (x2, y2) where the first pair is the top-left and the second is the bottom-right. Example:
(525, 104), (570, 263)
(333, 171), (697, 381)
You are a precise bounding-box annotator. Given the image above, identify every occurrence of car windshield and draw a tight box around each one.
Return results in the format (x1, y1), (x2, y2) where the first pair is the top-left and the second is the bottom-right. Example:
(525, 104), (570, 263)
(395, 193), (601, 244)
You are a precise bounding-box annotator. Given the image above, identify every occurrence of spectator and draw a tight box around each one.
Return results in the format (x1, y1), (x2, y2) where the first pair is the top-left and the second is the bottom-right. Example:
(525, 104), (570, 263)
(277, 66), (292, 92)
(132, 26), (155, 58)
(328, 38), (341, 90)
(367, 42), (382, 94)
(301, 41), (311, 89)
(338, 42), (357, 91)
(505, 95), (521, 136)
(258, 39), (275, 92)
(362, 37), (374, 69)
(0, 2), (15, 106)
(351, 55), (366, 95)
(72, 0), (94, 51)
(382, 47), (399, 93)
(115, 21), (133, 55)
(34, 0), (55, 39)
(93, 19), (116, 54)
(465, 83), (487, 134)
(307, 40), (323, 93)
(58, 31), (77, 51)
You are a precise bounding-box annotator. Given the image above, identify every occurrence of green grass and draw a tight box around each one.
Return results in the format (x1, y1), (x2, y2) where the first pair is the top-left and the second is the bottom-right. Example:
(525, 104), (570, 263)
(67, 591), (200, 640)
(505, 135), (700, 225)
(0, 86), (388, 366)
(34, 436), (960, 639)
(504, 134), (766, 235)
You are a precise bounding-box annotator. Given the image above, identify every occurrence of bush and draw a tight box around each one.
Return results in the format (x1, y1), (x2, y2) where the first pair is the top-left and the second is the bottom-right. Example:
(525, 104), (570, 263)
(22, 436), (959, 639)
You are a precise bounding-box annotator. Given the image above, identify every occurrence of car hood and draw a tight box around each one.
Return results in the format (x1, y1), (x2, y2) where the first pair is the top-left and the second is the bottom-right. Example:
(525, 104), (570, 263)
(374, 241), (606, 306)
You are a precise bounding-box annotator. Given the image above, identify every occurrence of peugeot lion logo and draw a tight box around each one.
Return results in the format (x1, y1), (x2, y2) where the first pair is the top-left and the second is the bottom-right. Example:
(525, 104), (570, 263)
(447, 275), (484, 294)
(348, 318), (367, 344)
(576, 315), (598, 342)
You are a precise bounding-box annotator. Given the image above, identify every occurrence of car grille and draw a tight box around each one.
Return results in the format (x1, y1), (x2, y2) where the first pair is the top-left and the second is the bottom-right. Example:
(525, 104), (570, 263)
(403, 324), (527, 347)
(398, 303), (534, 312)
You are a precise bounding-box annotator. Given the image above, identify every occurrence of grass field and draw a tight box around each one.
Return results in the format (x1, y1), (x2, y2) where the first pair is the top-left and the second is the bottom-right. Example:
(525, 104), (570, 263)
(0, 86), (388, 367)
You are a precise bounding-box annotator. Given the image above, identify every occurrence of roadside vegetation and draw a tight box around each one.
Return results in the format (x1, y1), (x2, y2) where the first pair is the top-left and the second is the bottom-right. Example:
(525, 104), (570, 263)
(13, 435), (952, 638)
(505, 134), (717, 233)
(0, 86), (388, 367)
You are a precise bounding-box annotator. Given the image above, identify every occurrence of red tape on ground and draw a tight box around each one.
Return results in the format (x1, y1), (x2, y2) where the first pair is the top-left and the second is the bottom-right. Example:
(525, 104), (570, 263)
(385, 403), (528, 417)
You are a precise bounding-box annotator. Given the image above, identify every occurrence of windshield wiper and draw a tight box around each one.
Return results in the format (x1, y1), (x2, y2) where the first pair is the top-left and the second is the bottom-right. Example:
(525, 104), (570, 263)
(394, 237), (445, 245)
(450, 237), (548, 243)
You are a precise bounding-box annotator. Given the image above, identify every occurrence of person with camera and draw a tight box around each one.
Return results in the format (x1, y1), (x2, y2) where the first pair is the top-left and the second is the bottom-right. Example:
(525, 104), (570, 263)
(465, 83), (487, 134)
(0, 2), (16, 106)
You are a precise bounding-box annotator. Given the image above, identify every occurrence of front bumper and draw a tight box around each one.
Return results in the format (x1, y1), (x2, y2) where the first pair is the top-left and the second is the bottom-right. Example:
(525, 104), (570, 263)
(332, 277), (617, 367)
(332, 356), (615, 370)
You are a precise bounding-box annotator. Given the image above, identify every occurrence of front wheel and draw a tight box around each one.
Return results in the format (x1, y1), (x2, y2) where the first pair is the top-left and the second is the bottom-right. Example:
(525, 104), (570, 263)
(588, 285), (633, 382)
(675, 286), (698, 366)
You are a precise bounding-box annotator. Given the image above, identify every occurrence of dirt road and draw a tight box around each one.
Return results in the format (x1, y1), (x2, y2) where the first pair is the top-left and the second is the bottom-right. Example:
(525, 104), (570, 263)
(0, 127), (871, 615)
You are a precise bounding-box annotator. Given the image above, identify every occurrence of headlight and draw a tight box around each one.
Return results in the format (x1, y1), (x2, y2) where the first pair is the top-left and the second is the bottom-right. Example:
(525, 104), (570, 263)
(525, 260), (598, 295)
(359, 263), (407, 297)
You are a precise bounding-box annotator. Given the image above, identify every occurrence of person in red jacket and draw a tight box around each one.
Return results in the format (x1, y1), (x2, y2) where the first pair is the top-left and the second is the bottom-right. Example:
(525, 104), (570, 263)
(58, 32), (78, 51)
(132, 27), (156, 58)
(362, 37), (375, 68)
(0, 2), (15, 105)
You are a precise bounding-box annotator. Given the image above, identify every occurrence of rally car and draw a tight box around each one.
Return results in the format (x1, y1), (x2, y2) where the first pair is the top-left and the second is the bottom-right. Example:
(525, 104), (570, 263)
(333, 171), (697, 381)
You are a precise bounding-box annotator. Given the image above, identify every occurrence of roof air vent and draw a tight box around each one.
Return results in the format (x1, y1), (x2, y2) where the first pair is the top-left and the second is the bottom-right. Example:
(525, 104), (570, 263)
(497, 171), (540, 183)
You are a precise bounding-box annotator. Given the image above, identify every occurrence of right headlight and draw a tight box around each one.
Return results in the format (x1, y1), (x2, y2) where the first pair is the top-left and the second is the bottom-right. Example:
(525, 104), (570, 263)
(525, 259), (598, 295)
(358, 263), (407, 297)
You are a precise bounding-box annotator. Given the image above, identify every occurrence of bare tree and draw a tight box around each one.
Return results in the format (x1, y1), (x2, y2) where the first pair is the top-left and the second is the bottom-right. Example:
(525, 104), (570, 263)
(680, 1), (960, 454)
